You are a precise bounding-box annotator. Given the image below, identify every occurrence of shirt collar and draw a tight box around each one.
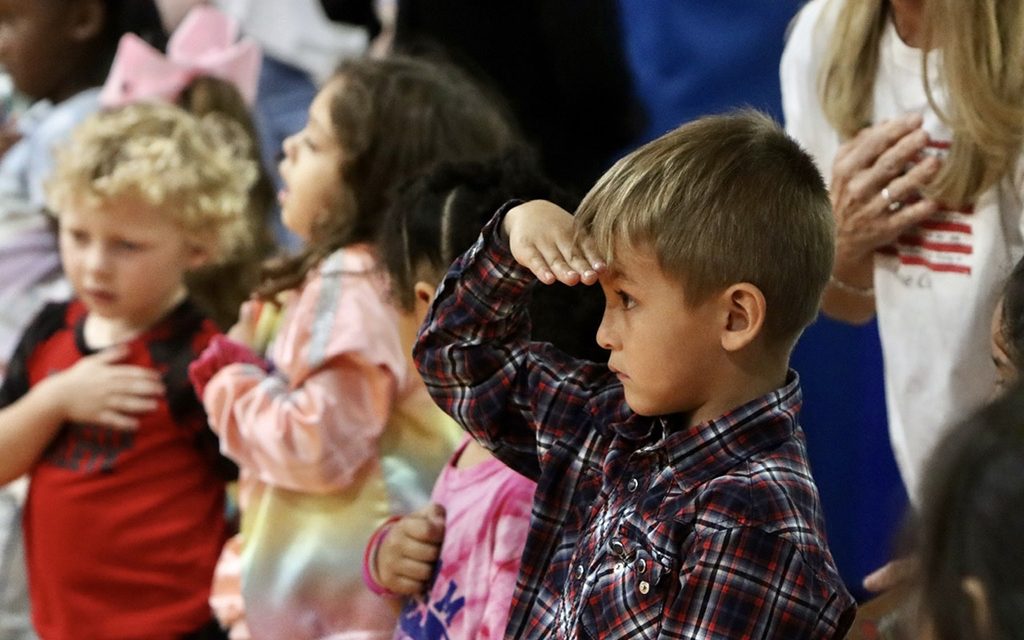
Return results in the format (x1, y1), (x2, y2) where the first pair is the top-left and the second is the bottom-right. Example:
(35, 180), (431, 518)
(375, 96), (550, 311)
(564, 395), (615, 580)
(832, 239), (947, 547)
(611, 370), (803, 491)
(16, 88), (101, 137)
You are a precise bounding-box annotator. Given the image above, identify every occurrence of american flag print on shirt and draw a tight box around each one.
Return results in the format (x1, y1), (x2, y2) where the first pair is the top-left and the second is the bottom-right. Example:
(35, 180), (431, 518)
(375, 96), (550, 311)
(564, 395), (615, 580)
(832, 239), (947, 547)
(878, 139), (975, 275)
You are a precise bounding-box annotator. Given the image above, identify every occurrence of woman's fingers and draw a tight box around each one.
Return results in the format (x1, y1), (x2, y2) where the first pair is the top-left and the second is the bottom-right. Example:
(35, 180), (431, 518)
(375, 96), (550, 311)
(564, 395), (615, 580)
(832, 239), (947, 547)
(847, 128), (929, 198)
(872, 154), (942, 219)
(887, 197), (940, 234)
(870, 127), (929, 185)
(834, 114), (923, 179)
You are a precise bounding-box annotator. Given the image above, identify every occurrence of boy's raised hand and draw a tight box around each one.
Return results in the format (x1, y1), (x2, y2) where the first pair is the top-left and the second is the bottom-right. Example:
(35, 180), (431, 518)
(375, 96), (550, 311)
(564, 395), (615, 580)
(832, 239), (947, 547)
(503, 200), (604, 286)
(46, 345), (164, 430)
(374, 503), (446, 596)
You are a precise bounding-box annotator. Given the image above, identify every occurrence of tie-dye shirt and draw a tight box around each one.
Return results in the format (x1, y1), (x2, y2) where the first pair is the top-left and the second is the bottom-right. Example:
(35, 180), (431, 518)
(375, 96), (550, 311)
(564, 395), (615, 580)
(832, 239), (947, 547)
(204, 246), (461, 640)
(392, 436), (534, 640)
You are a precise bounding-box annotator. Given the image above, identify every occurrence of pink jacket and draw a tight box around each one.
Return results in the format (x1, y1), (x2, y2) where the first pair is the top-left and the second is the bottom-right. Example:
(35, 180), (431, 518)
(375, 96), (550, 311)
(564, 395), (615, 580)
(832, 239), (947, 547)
(204, 246), (460, 640)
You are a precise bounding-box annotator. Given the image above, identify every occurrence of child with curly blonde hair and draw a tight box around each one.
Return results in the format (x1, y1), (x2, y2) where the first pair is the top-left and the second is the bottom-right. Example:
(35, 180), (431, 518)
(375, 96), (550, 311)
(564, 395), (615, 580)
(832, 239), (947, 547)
(0, 101), (255, 640)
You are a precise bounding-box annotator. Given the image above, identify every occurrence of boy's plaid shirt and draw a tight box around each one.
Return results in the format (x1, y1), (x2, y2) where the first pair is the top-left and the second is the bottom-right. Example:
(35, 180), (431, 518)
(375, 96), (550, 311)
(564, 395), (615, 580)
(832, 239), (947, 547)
(414, 207), (856, 639)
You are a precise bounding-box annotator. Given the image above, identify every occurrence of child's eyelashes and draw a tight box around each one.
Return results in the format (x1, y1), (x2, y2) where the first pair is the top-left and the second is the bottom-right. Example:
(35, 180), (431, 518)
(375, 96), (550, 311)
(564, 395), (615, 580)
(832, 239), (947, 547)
(66, 229), (88, 245)
(616, 290), (636, 310)
(62, 230), (143, 253)
(114, 240), (143, 252)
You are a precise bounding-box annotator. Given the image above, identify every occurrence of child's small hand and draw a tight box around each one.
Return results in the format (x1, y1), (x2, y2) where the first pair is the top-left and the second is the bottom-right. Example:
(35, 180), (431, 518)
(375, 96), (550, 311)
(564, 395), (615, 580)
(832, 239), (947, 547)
(47, 345), (164, 430)
(503, 200), (605, 286)
(863, 556), (917, 594)
(375, 503), (446, 596)
(227, 299), (262, 348)
(189, 335), (271, 401)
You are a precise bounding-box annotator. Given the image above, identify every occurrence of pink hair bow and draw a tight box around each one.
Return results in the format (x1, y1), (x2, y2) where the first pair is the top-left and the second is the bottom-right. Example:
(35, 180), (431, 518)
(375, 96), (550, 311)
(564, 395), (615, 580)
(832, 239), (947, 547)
(101, 6), (261, 108)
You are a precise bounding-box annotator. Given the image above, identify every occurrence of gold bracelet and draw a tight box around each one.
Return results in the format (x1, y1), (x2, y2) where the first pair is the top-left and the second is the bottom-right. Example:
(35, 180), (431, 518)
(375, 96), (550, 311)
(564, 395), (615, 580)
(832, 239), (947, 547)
(828, 274), (875, 297)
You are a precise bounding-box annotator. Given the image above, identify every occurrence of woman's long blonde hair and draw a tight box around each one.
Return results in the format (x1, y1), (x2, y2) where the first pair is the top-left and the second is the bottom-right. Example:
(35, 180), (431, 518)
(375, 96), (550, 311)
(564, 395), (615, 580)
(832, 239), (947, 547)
(819, 0), (1024, 205)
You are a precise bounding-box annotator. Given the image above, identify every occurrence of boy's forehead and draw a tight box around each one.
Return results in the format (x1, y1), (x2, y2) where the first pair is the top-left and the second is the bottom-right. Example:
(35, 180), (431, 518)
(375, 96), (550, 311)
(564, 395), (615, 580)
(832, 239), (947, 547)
(604, 240), (659, 278)
(60, 196), (178, 228)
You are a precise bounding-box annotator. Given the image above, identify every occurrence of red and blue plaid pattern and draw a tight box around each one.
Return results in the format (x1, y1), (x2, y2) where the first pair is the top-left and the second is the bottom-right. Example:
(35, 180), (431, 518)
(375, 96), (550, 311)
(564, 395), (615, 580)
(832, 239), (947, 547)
(414, 206), (856, 639)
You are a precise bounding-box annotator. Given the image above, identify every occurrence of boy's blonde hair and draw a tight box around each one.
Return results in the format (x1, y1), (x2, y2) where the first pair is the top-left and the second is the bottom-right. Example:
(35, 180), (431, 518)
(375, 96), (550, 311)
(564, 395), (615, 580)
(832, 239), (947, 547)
(575, 110), (834, 346)
(47, 101), (257, 262)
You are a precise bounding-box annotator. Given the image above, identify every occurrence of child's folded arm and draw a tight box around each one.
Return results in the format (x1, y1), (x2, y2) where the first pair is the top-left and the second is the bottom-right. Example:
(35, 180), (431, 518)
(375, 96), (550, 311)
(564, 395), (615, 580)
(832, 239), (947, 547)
(414, 205), (606, 477)
(0, 307), (165, 485)
(0, 377), (74, 485)
(202, 352), (397, 495)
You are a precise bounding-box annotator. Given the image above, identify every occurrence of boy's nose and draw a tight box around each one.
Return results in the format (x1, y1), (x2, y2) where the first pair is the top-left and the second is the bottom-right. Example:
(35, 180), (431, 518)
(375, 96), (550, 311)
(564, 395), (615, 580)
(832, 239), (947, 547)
(281, 134), (297, 160)
(595, 313), (615, 351)
(82, 245), (111, 274)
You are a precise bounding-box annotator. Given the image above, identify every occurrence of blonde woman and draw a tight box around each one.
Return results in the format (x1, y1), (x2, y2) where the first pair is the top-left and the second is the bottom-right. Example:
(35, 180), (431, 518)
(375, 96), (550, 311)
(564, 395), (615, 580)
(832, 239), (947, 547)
(781, 0), (1024, 508)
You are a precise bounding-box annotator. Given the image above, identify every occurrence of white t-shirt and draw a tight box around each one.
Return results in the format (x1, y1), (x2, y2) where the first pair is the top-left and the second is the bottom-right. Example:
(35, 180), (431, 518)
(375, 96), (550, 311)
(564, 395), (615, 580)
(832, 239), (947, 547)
(781, 0), (1024, 499)
(214, 0), (368, 83)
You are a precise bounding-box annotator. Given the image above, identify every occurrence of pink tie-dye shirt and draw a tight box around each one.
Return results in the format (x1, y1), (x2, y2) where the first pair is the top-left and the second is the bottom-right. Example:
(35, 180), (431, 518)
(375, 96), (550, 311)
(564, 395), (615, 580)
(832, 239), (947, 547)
(393, 436), (535, 640)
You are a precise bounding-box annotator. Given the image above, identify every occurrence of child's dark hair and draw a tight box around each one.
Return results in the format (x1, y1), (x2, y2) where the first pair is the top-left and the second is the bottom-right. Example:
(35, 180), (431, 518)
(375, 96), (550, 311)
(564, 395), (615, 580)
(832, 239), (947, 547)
(180, 76), (276, 329)
(89, 0), (167, 85)
(910, 385), (1024, 639)
(1000, 257), (1024, 370)
(257, 55), (515, 298)
(378, 150), (606, 362)
(102, 0), (167, 51)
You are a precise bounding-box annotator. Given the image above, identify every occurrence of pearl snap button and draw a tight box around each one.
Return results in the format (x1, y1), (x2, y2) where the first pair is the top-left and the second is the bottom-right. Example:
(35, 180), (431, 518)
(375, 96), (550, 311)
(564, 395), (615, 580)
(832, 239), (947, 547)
(575, 564), (584, 579)
(636, 558), (647, 573)
(626, 478), (639, 492)
(639, 580), (650, 595)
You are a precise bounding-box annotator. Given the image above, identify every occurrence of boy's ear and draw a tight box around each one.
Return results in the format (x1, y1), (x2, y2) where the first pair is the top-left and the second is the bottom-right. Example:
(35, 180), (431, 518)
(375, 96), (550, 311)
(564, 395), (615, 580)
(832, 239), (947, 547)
(412, 281), (437, 324)
(719, 283), (766, 352)
(67, 0), (107, 42)
(186, 243), (212, 270)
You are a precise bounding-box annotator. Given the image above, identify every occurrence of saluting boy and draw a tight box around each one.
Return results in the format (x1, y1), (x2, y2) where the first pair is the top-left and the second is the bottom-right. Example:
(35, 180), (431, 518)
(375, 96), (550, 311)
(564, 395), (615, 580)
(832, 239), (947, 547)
(414, 111), (856, 638)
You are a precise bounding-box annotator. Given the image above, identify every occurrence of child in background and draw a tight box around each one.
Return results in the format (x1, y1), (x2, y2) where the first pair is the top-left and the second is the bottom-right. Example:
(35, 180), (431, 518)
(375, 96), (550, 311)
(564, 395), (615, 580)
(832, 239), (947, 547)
(991, 257), (1024, 393)
(0, 102), (255, 640)
(187, 56), (515, 639)
(847, 257), (1024, 640)
(0, 4), (165, 636)
(99, 4), (276, 330)
(414, 111), (856, 638)
(908, 385), (1024, 640)
(0, 0), (166, 371)
(365, 153), (605, 639)
(896, 252), (1024, 634)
